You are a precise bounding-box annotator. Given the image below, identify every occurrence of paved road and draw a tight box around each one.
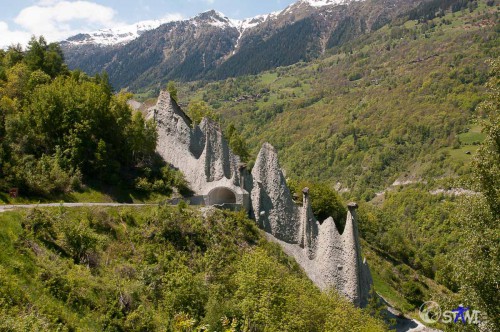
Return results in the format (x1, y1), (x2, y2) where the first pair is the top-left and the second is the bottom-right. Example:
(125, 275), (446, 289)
(0, 203), (155, 213)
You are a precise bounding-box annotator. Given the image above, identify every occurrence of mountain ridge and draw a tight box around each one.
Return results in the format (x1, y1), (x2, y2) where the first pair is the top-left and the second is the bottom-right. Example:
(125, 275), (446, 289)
(61, 0), (425, 90)
(62, 18), (177, 47)
(61, 0), (361, 48)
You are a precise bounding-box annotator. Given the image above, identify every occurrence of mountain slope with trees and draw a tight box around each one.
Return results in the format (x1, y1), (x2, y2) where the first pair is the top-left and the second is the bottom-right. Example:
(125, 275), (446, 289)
(180, 0), (497, 198)
(61, 0), (436, 90)
(172, 2), (498, 325)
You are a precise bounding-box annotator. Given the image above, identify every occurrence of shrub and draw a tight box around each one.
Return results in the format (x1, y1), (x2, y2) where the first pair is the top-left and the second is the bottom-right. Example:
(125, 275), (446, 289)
(288, 180), (347, 228)
(402, 281), (423, 307)
(14, 153), (81, 196)
(60, 219), (104, 264)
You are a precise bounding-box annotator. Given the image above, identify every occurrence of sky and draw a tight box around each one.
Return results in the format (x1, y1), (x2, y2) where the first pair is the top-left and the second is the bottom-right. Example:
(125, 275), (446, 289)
(0, 0), (297, 48)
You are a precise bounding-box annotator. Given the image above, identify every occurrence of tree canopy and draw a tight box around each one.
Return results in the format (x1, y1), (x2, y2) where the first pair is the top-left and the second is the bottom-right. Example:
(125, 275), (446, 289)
(451, 59), (499, 330)
(0, 36), (186, 197)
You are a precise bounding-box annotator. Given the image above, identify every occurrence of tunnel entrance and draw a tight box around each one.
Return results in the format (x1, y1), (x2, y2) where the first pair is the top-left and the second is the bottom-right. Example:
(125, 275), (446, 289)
(208, 187), (237, 205)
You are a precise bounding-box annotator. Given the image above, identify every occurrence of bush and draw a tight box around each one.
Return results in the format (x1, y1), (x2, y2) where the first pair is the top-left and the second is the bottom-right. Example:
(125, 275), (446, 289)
(134, 177), (152, 192)
(348, 72), (363, 81)
(22, 208), (57, 244)
(3, 203), (385, 331)
(61, 219), (104, 264)
(14, 152), (81, 197)
(402, 281), (423, 307)
(288, 180), (347, 228)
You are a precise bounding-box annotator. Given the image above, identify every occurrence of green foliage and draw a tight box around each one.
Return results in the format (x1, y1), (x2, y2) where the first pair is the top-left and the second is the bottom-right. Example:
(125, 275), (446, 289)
(231, 247), (385, 331)
(24, 36), (66, 78)
(327, 16), (359, 48)
(473, 59), (500, 216)
(401, 281), (423, 306)
(10, 150), (82, 196)
(3, 45), (24, 68)
(363, 288), (390, 323)
(167, 80), (179, 102)
(288, 180), (347, 227)
(133, 155), (190, 196)
(2, 62), (31, 99)
(187, 100), (219, 125)
(225, 124), (251, 163)
(27, 69), (51, 90)
(128, 110), (158, 162)
(349, 61), (499, 319)
(354, 188), (461, 308)
(450, 60), (499, 330)
(407, 0), (471, 21)
(0, 38), (184, 198)
(0, 207), (385, 331)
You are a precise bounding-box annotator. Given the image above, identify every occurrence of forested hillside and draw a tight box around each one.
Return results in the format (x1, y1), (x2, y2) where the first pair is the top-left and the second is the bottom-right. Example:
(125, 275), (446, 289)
(0, 37), (188, 202)
(180, 1), (498, 198)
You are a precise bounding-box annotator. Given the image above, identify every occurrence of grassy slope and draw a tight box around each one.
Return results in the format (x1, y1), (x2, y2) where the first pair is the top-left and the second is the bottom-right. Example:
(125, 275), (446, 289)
(363, 240), (450, 314)
(0, 206), (386, 331)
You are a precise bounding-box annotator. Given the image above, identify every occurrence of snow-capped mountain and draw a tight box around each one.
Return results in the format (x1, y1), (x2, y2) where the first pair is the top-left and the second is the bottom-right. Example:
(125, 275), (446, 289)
(64, 18), (181, 46)
(63, 10), (279, 47)
(231, 11), (281, 32)
(62, 0), (355, 48)
(61, 0), (425, 90)
(191, 10), (234, 29)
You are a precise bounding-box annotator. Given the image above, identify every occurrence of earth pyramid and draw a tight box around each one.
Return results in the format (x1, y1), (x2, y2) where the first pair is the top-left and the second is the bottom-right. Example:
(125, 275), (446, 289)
(148, 90), (373, 307)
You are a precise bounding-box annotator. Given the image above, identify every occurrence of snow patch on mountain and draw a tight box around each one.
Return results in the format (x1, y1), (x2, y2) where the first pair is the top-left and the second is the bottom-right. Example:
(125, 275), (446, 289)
(196, 10), (235, 29)
(229, 11), (281, 55)
(233, 10), (281, 32)
(236, 15), (266, 31)
(300, 0), (353, 6)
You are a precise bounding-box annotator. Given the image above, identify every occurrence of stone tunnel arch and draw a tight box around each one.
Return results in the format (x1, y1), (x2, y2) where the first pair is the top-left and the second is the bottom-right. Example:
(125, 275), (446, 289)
(208, 187), (237, 205)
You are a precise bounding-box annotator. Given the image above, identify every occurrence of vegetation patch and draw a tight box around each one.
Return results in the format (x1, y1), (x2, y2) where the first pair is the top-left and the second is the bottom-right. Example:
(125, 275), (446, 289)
(0, 206), (386, 331)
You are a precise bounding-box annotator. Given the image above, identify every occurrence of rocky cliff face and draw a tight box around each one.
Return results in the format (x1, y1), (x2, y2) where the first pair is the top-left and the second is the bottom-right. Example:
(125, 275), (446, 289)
(250, 143), (372, 307)
(61, 0), (426, 90)
(251, 143), (301, 243)
(149, 89), (372, 307)
(147, 90), (249, 208)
